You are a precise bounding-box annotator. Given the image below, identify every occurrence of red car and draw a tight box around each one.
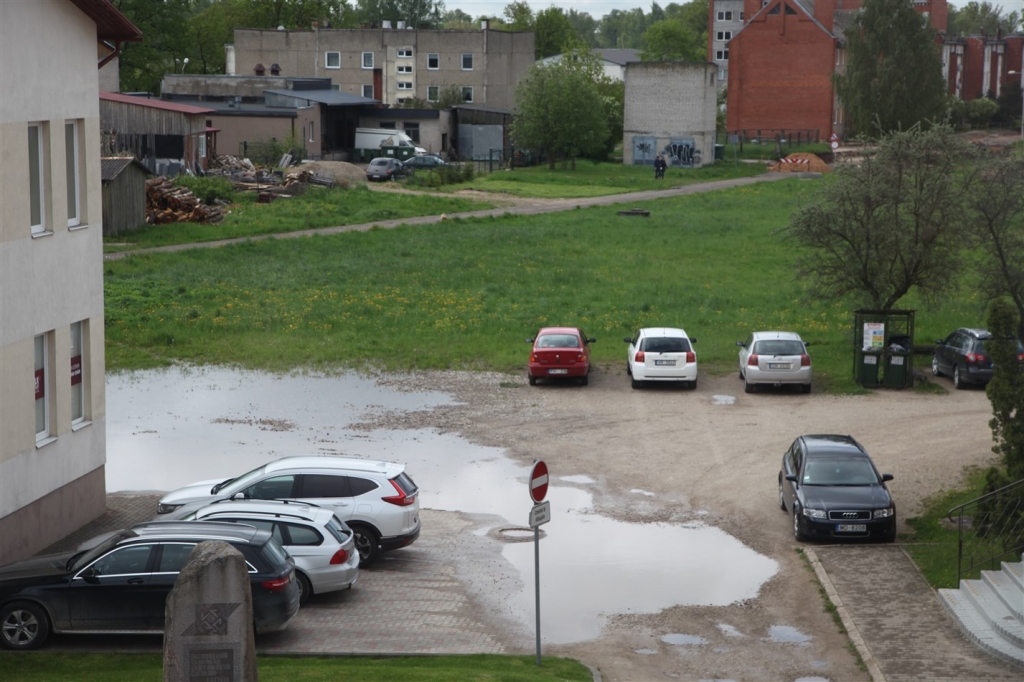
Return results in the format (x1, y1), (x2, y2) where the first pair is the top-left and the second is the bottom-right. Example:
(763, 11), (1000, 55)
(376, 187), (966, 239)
(526, 327), (595, 386)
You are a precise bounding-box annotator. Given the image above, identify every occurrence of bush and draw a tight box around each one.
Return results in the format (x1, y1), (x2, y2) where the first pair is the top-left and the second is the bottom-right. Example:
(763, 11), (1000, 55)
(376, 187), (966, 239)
(407, 162), (474, 188)
(174, 176), (234, 204)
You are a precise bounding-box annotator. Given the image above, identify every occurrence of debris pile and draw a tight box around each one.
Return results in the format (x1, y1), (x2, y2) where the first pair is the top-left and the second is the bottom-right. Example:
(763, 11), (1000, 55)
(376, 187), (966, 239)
(145, 177), (224, 224)
(769, 153), (831, 173)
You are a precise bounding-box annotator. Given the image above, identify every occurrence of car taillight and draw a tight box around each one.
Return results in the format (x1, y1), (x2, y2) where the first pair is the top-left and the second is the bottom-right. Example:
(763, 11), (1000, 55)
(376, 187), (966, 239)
(635, 351), (645, 362)
(686, 351), (696, 363)
(576, 353), (585, 362)
(330, 549), (349, 565)
(382, 479), (417, 506)
(1018, 353), (1024, 362)
(800, 354), (811, 367)
(748, 354), (759, 366)
(261, 574), (291, 592)
(966, 353), (985, 364)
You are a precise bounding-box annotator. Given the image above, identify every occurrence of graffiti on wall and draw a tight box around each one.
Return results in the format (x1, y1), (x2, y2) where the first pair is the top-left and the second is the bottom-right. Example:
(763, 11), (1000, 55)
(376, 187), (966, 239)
(662, 138), (701, 168)
(632, 136), (657, 165)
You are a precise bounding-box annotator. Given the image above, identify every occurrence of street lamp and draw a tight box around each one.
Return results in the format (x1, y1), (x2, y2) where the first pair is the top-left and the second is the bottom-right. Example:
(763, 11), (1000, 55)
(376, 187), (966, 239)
(180, 57), (189, 74)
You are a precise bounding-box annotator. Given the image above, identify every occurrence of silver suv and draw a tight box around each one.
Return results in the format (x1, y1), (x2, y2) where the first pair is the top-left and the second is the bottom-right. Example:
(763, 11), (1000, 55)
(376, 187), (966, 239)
(156, 456), (420, 564)
(178, 499), (359, 604)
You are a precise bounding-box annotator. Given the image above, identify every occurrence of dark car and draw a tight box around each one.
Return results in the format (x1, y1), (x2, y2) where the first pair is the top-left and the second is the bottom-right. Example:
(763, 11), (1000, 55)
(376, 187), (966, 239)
(526, 326), (595, 386)
(0, 521), (299, 650)
(932, 327), (1024, 389)
(778, 435), (896, 543)
(365, 157), (408, 181)
(402, 154), (446, 171)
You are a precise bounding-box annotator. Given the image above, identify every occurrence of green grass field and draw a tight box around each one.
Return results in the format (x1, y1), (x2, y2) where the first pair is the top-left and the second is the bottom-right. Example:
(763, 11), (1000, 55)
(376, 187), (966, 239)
(104, 177), (994, 389)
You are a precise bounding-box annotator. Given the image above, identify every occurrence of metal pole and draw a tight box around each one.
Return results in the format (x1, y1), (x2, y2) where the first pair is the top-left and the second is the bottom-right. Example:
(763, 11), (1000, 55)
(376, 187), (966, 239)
(534, 524), (541, 665)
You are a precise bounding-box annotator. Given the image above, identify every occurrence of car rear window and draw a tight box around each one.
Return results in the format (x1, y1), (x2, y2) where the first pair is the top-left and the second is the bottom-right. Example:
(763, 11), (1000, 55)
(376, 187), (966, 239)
(326, 515), (352, 543)
(348, 476), (378, 496)
(260, 538), (291, 570)
(641, 337), (690, 353)
(392, 471), (418, 495)
(753, 340), (804, 355)
(537, 334), (579, 348)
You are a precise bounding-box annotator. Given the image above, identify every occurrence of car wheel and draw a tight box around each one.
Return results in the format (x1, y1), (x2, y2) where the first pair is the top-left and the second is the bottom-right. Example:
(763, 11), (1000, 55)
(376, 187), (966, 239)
(801, 383), (812, 394)
(631, 378), (642, 389)
(689, 380), (697, 390)
(778, 478), (787, 511)
(528, 374), (537, 386)
(792, 508), (807, 542)
(0, 601), (49, 650)
(739, 369), (744, 380)
(580, 373), (589, 386)
(744, 377), (755, 394)
(350, 525), (380, 565)
(931, 356), (942, 377)
(296, 571), (313, 605)
(953, 366), (964, 390)
(626, 363), (632, 376)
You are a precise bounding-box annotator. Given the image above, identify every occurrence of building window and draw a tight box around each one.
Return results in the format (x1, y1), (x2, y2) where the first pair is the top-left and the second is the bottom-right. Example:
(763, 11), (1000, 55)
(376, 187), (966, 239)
(362, 52), (374, 69)
(717, 31), (732, 41)
(427, 85), (439, 102)
(325, 51), (341, 69)
(740, 11), (745, 19)
(461, 53), (473, 70)
(35, 332), (53, 442)
(65, 121), (80, 228)
(397, 81), (413, 90)
(362, 84), (374, 98)
(717, 11), (733, 20)
(71, 320), (86, 425)
(461, 86), (473, 102)
(396, 98), (408, 105)
(28, 123), (46, 234)
(309, 121), (315, 143)
(397, 47), (413, 58)
(397, 64), (412, 74)
(716, 50), (730, 60)
(404, 122), (420, 143)
(427, 53), (439, 70)
(197, 132), (207, 159)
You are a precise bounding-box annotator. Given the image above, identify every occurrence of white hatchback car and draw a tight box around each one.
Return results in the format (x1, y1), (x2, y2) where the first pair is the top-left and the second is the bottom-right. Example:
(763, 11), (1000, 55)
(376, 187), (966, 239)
(180, 500), (360, 604)
(737, 331), (812, 393)
(156, 456), (420, 565)
(624, 327), (698, 389)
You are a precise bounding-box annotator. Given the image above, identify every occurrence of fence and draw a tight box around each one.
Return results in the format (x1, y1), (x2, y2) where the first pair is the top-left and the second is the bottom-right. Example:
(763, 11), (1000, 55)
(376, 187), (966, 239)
(720, 129), (822, 151)
(948, 477), (1024, 582)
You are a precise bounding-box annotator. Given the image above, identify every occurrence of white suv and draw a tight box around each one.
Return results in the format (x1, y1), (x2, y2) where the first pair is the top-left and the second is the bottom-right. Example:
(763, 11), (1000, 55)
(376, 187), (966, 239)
(179, 499), (360, 604)
(625, 327), (698, 389)
(156, 456), (420, 564)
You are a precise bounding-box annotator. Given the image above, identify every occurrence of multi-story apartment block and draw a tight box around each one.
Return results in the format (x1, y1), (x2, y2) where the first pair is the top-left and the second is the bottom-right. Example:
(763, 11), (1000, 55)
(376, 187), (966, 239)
(0, 0), (141, 564)
(227, 25), (535, 111)
(708, 0), (746, 88)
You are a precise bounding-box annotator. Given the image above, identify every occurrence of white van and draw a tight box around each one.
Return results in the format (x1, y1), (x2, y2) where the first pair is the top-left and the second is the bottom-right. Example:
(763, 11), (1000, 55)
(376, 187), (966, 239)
(355, 127), (426, 155)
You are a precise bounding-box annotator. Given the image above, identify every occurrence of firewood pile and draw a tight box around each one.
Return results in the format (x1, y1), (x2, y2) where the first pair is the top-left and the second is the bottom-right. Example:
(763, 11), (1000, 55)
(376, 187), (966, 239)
(145, 177), (224, 224)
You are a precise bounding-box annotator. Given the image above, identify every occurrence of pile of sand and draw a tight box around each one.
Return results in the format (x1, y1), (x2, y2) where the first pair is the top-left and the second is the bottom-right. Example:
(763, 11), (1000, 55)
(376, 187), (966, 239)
(296, 160), (368, 188)
(769, 152), (831, 173)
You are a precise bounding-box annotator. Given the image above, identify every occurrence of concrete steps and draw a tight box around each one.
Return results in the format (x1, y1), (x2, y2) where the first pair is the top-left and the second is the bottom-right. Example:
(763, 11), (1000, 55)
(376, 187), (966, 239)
(939, 554), (1024, 669)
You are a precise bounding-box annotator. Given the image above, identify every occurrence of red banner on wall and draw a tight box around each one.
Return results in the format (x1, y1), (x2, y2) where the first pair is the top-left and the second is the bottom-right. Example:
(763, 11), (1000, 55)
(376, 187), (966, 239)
(71, 355), (82, 386)
(35, 369), (45, 399)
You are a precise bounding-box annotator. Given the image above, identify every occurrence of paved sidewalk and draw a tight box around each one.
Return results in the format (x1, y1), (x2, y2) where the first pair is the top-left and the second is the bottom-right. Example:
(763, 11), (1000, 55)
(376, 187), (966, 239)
(103, 173), (792, 262)
(813, 545), (1021, 682)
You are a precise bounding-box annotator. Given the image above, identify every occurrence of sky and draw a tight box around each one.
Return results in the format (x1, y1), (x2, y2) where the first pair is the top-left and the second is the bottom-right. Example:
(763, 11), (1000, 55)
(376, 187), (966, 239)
(449, 0), (1023, 21)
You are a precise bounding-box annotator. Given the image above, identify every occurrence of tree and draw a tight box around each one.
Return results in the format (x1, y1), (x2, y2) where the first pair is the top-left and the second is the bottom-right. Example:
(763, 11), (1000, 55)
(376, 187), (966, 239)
(597, 8), (648, 48)
(566, 9), (598, 47)
(947, 1), (1021, 37)
(966, 97), (999, 127)
(502, 1), (533, 31)
(534, 7), (575, 59)
(114, 0), (195, 93)
(440, 7), (473, 27)
(639, 19), (703, 61)
(356, 0), (444, 28)
(966, 154), (1024, 340)
(511, 61), (609, 169)
(835, 0), (948, 135)
(784, 125), (977, 310)
(985, 299), (1024, 481)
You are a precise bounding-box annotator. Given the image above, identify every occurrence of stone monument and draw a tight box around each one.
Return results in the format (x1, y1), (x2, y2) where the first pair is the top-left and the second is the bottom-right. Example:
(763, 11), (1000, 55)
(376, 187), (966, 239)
(163, 541), (258, 682)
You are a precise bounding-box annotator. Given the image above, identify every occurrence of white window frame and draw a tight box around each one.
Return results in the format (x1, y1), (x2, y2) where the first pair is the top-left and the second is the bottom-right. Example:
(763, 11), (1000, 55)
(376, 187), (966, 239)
(716, 50), (730, 60)
(35, 332), (53, 443)
(461, 86), (474, 103)
(29, 123), (46, 234)
(397, 81), (413, 90)
(427, 85), (439, 102)
(397, 47), (413, 58)
(197, 132), (207, 160)
(362, 52), (374, 69)
(325, 51), (341, 69)
(461, 53), (473, 70)
(717, 31), (732, 41)
(427, 53), (439, 70)
(70, 320), (87, 426)
(397, 64), (412, 74)
(362, 84), (374, 98)
(717, 11), (733, 20)
(740, 11), (745, 19)
(65, 121), (80, 228)
(309, 120), (315, 143)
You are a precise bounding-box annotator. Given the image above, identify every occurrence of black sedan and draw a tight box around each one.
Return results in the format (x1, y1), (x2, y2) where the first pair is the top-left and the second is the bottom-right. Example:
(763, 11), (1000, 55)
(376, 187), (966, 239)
(0, 521), (299, 649)
(778, 434), (896, 542)
(402, 154), (446, 171)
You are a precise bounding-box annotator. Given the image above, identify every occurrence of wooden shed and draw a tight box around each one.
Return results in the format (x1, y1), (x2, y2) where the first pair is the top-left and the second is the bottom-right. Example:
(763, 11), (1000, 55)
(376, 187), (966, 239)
(101, 157), (149, 236)
(100, 92), (214, 175)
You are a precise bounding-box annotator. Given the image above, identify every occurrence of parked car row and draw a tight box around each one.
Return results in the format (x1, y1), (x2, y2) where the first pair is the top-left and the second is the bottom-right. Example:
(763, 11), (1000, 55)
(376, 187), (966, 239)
(0, 455), (420, 650)
(364, 155), (448, 182)
(527, 326), (813, 393)
(932, 327), (1024, 389)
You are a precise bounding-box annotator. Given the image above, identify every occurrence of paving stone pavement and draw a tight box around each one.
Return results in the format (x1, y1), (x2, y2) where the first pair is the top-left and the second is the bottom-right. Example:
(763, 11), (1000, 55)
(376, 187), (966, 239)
(813, 545), (1021, 682)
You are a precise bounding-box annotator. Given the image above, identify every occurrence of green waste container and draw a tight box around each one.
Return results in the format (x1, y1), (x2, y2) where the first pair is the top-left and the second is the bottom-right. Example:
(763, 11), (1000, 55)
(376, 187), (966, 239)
(858, 351), (881, 387)
(883, 351), (912, 388)
(714, 144), (725, 161)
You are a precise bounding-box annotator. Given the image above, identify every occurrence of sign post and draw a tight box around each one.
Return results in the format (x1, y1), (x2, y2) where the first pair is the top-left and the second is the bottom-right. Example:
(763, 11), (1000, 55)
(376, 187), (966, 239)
(528, 460), (550, 666)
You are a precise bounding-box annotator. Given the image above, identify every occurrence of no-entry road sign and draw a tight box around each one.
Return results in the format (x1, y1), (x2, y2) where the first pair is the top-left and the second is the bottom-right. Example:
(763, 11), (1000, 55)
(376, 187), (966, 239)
(529, 460), (549, 503)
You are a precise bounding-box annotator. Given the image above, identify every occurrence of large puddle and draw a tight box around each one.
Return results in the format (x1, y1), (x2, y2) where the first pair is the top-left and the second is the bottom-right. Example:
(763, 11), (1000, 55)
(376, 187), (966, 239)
(107, 367), (778, 643)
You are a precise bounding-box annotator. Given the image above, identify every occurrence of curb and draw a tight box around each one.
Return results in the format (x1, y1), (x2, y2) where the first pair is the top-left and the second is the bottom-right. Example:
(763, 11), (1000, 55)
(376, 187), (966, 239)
(804, 547), (887, 682)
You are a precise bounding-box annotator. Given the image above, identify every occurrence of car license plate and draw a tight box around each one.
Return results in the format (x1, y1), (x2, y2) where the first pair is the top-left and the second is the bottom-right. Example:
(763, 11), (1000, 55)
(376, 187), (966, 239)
(768, 363), (790, 369)
(654, 359), (676, 366)
(836, 524), (866, 532)
(548, 369), (568, 375)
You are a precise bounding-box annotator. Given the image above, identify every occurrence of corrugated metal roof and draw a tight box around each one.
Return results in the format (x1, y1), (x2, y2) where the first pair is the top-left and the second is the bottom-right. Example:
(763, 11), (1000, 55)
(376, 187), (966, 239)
(263, 89), (377, 106)
(595, 49), (642, 65)
(70, 0), (143, 42)
(100, 92), (214, 115)
(101, 156), (148, 181)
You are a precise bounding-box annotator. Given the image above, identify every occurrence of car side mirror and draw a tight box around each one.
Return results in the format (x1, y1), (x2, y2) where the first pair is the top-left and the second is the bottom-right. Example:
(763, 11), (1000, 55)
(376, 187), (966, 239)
(230, 492), (246, 500)
(690, 338), (697, 344)
(624, 337), (633, 343)
(785, 474), (798, 483)
(735, 341), (745, 347)
(935, 339), (944, 345)
(881, 474), (894, 482)
(588, 338), (597, 343)
(525, 338), (534, 343)
(80, 567), (100, 583)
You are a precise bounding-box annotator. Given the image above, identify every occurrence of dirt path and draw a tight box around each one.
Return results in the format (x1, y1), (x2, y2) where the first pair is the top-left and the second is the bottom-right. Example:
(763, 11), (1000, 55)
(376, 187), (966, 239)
(368, 366), (1000, 681)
